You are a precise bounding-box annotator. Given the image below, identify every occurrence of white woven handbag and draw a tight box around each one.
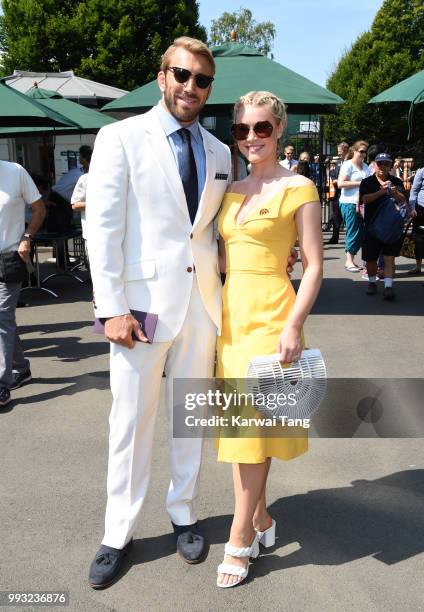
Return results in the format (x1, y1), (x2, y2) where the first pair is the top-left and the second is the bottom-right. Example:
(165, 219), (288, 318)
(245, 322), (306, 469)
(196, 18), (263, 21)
(246, 349), (327, 420)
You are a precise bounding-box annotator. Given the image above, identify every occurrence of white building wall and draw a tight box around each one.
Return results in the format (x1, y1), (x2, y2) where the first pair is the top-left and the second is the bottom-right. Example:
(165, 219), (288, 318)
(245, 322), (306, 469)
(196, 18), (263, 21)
(2, 133), (97, 178)
(54, 133), (96, 179)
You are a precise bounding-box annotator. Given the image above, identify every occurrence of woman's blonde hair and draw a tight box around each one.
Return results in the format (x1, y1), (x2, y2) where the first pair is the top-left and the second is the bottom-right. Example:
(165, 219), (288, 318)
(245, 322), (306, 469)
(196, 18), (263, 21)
(347, 140), (369, 160)
(160, 37), (215, 74)
(233, 91), (287, 127)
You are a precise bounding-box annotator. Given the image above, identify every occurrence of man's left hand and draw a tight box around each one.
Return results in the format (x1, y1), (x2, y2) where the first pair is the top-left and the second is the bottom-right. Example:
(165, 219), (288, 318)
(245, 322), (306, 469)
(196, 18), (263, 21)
(286, 247), (298, 276)
(18, 238), (31, 261)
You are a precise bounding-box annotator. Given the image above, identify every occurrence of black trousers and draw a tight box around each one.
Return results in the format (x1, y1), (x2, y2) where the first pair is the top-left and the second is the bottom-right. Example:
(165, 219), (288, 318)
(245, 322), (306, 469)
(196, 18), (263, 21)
(329, 196), (342, 240)
(412, 205), (424, 259)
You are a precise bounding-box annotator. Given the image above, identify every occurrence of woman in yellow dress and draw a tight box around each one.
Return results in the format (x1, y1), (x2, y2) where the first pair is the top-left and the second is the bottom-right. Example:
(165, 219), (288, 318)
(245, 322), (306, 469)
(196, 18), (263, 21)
(216, 91), (323, 588)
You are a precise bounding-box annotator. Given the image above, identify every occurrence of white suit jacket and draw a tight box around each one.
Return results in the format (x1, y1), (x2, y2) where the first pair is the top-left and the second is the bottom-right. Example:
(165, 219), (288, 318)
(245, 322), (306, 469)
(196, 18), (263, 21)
(86, 106), (231, 342)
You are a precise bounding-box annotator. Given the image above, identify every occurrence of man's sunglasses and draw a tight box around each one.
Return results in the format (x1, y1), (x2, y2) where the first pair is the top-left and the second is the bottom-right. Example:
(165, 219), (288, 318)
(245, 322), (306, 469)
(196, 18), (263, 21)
(376, 161), (391, 166)
(358, 149), (368, 154)
(231, 121), (274, 141)
(167, 66), (214, 89)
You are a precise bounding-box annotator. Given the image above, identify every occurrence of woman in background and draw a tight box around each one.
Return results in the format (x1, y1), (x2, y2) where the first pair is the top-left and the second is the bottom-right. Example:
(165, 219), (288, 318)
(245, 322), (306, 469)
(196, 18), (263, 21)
(338, 141), (371, 272)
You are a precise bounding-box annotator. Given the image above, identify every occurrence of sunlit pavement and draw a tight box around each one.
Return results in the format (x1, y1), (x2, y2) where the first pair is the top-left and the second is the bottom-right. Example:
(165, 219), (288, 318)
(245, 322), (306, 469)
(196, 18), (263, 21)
(1, 240), (423, 611)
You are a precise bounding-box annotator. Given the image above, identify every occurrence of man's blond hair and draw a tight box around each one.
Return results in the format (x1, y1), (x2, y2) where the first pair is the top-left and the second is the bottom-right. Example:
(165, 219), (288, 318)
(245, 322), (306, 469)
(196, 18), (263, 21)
(160, 37), (215, 74)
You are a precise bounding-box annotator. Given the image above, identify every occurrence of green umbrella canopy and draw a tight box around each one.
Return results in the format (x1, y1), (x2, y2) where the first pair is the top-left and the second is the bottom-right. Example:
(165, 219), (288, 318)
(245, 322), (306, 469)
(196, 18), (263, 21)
(102, 43), (344, 115)
(369, 69), (424, 104)
(369, 69), (424, 139)
(0, 81), (78, 128)
(0, 86), (116, 137)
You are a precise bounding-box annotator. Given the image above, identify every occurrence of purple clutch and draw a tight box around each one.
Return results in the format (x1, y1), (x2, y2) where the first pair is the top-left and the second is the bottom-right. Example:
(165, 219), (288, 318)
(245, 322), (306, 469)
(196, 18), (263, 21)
(93, 310), (158, 343)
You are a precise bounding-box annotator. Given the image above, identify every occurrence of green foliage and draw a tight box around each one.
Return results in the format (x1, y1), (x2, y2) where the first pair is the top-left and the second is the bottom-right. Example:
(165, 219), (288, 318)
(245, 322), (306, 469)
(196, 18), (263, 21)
(325, 0), (424, 147)
(209, 7), (275, 56)
(0, 0), (206, 90)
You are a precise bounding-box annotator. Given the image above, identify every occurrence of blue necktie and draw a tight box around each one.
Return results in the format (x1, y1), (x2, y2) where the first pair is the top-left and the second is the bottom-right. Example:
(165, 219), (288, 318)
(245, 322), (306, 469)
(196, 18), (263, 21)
(178, 128), (198, 224)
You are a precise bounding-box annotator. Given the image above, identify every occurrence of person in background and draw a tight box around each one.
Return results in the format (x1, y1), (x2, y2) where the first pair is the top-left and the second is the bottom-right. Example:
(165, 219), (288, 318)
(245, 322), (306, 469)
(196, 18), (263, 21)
(71, 147), (92, 240)
(31, 175), (72, 234)
(367, 143), (387, 175)
(366, 144), (388, 279)
(326, 142), (349, 244)
(407, 165), (424, 275)
(53, 145), (92, 203)
(338, 140), (371, 271)
(0, 161), (45, 407)
(360, 153), (406, 300)
(279, 145), (298, 171)
(295, 159), (311, 178)
(298, 151), (310, 162)
(392, 156), (404, 181)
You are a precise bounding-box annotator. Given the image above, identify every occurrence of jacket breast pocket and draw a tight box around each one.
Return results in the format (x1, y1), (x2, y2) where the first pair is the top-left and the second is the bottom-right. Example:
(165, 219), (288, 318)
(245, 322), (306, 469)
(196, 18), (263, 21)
(124, 259), (156, 281)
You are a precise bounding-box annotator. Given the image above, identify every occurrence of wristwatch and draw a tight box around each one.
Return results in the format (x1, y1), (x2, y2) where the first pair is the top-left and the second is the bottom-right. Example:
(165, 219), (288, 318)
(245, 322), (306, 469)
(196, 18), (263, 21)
(22, 232), (33, 241)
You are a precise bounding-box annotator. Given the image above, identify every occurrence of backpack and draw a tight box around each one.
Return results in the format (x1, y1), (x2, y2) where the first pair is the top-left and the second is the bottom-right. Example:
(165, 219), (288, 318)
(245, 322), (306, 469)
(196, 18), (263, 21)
(367, 196), (404, 244)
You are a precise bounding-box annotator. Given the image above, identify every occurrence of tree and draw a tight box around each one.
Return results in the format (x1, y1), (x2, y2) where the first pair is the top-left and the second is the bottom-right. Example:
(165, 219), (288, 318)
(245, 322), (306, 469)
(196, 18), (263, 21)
(209, 8), (275, 56)
(325, 0), (424, 147)
(0, 0), (207, 90)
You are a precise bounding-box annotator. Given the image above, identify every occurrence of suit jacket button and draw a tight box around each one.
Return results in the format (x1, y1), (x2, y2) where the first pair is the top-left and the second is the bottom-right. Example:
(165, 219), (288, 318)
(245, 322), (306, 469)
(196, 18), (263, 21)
(187, 266), (193, 273)
(190, 233), (193, 239)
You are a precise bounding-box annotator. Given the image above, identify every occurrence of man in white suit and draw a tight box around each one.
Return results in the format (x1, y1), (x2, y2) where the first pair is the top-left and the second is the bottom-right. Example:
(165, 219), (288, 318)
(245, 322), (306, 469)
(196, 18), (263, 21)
(87, 37), (231, 588)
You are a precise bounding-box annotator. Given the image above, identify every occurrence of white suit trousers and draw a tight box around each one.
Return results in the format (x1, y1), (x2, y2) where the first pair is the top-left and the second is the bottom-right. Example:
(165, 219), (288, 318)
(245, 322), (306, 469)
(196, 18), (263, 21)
(102, 277), (217, 549)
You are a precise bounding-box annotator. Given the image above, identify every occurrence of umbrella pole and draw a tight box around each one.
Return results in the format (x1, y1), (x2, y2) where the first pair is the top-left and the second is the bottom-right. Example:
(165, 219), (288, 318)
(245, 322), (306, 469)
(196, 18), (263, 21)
(42, 133), (55, 184)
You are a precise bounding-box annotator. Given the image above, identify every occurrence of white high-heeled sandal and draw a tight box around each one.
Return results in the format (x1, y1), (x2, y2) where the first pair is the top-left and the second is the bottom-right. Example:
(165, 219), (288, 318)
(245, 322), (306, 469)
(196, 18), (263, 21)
(217, 534), (260, 589)
(256, 519), (276, 547)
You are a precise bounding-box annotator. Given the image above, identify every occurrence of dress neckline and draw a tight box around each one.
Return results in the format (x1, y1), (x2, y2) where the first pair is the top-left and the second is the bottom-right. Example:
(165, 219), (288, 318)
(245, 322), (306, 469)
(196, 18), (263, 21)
(227, 188), (285, 227)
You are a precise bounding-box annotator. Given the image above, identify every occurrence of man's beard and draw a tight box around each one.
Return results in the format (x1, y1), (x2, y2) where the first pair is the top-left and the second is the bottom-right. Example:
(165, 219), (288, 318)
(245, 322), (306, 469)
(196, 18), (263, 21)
(163, 89), (204, 123)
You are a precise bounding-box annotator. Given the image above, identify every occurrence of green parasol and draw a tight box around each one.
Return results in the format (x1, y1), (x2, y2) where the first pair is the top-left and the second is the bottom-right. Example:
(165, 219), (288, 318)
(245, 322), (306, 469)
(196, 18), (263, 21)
(102, 43), (344, 115)
(0, 85), (116, 137)
(369, 69), (424, 139)
(0, 81), (78, 128)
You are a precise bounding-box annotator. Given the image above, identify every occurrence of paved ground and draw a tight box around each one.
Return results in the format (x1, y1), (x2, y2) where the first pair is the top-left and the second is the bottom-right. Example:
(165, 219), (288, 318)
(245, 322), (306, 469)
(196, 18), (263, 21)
(1, 238), (423, 612)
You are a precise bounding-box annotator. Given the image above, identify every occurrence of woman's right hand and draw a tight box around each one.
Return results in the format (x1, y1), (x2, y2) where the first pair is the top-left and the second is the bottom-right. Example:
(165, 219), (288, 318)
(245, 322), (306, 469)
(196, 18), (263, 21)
(277, 325), (302, 364)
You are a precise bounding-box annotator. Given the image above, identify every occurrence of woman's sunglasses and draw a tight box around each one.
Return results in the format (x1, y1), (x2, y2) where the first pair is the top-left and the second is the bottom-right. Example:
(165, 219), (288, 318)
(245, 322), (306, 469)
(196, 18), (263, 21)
(167, 66), (214, 89)
(231, 121), (274, 141)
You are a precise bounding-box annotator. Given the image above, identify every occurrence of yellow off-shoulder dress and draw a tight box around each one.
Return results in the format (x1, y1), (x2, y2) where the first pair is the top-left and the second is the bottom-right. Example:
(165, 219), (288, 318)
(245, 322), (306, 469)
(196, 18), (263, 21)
(216, 182), (319, 463)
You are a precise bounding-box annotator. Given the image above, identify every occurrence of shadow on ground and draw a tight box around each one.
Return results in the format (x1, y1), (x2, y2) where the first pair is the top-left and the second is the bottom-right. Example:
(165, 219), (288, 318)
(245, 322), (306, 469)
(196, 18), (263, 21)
(305, 278), (424, 316)
(21, 336), (108, 361)
(113, 469), (424, 582)
(0, 371), (109, 412)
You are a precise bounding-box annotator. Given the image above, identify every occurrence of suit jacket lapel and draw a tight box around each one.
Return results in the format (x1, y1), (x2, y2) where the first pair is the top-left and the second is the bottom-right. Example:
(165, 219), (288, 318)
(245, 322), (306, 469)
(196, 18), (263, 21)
(145, 107), (190, 220)
(193, 126), (216, 229)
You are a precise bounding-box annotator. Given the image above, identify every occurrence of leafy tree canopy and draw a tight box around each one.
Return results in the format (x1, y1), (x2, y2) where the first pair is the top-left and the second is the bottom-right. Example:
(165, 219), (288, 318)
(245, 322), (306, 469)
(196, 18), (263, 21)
(209, 7), (275, 56)
(325, 0), (424, 148)
(0, 0), (206, 90)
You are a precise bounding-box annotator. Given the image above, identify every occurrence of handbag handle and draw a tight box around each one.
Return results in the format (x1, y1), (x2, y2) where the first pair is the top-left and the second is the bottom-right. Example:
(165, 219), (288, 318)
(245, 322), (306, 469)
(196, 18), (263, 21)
(401, 218), (413, 242)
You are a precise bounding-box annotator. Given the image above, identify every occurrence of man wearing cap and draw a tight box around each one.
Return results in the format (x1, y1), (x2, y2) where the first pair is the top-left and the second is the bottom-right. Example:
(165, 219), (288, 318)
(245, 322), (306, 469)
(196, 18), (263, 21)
(359, 152), (406, 300)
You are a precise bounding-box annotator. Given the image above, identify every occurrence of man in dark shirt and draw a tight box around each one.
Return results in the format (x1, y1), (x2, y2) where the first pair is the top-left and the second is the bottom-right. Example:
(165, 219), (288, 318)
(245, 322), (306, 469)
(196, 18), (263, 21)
(359, 153), (406, 300)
